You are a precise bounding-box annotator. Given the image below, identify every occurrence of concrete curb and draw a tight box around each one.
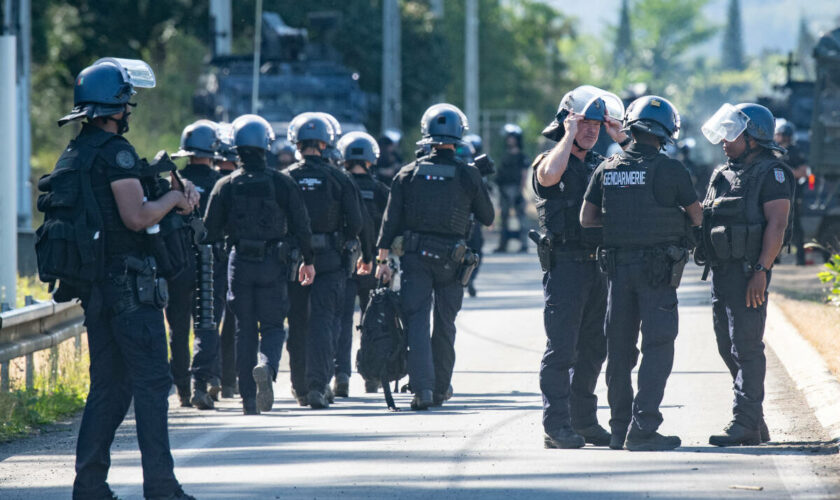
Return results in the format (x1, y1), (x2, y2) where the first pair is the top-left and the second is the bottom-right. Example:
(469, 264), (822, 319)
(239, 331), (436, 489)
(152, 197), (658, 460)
(765, 299), (840, 442)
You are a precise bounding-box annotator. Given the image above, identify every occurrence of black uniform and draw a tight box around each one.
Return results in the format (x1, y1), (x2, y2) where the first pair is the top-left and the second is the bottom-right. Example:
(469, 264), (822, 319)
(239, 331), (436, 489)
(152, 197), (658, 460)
(165, 163), (222, 398)
(213, 170), (237, 394)
(584, 143), (695, 437)
(702, 151), (793, 431)
(533, 150), (608, 436)
(782, 144), (807, 265)
(64, 124), (181, 499)
(287, 155), (363, 398)
(336, 172), (389, 380)
(203, 157), (314, 407)
(377, 148), (494, 397)
(495, 150), (529, 250)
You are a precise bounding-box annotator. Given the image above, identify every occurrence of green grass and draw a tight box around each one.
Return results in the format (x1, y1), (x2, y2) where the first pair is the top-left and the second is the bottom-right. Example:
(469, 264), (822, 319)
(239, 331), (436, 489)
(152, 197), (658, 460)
(14, 274), (53, 309)
(0, 349), (89, 442)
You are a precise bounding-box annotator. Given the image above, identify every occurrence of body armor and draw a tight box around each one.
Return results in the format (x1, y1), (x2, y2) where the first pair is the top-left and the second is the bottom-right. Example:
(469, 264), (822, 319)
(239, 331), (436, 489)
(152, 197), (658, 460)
(601, 153), (686, 248)
(288, 158), (343, 235)
(536, 152), (603, 248)
(225, 169), (287, 244)
(403, 159), (472, 237)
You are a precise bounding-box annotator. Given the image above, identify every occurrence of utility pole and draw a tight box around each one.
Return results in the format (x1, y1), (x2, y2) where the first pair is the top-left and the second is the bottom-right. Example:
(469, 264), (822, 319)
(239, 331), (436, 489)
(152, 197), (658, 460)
(209, 0), (232, 58)
(381, 0), (401, 131)
(16, 0), (30, 231)
(464, 0), (479, 132)
(250, 0), (262, 114)
(1, 0), (19, 308)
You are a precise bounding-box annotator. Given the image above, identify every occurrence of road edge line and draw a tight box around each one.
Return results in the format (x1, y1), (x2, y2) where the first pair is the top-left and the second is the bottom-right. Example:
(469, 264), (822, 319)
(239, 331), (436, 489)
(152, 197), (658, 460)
(765, 300), (840, 442)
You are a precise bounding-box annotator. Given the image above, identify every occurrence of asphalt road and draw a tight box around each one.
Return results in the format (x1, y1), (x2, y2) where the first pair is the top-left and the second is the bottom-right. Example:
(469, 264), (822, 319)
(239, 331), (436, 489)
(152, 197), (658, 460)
(2, 251), (839, 499)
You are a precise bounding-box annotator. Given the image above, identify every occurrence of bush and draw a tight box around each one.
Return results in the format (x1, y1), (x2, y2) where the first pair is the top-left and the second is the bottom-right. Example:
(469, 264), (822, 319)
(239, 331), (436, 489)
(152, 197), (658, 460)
(818, 254), (840, 306)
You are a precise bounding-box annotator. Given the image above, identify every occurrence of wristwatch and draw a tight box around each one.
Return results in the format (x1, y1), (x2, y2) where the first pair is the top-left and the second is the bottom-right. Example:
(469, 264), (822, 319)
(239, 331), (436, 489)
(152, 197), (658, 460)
(753, 263), (770, 273)
(618, 136), (632, 148)
(376, 258), (389, 265)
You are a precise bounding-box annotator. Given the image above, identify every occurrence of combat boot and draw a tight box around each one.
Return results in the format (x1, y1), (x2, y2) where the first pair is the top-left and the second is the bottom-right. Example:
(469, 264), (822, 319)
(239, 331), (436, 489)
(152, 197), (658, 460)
(431, 385), (453, 407)
(609, 428), (627, 450)
(190, 380), (214, 410)
(709, 421), (761, 447)
(291, 387), (308, 406)
(221, 385), (236, 399)
(252, 364), (274, 412)
(760, 418), (771, 443)
(411, 389), (434, 411)
(625, 427), (681, 451)
(207, 377), (222, 402)
(364, 379), (380, 393)
(544, 427), (585, 449)
(467, 282), (477, 297)
(176, 384), (192, 408)
(242, 397), (259, 415)
(325, 384), (336, 404)
(574, 423), (611, 446)
(145, 486), (197, 500)
(334, 373), (350, 398)
(308, 390), (329, 409)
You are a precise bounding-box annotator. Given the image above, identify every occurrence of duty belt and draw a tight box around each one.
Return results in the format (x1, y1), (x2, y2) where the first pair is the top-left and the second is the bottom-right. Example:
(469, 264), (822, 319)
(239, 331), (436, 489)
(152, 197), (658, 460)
(552, 248), (597, 262)
(311, 232), (342, 251)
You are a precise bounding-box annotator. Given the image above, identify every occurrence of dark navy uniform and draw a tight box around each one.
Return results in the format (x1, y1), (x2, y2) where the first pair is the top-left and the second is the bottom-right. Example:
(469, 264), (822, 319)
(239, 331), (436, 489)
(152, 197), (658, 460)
(703, 152), (793, 431)
(533, 150), (608, 439)
(287, 155), (362, 403)
(336, 172), (389, 382)
(584, 143), (695, 438)
(203, 154), (313, 411)
(69, 124), (181, 498)
(378, 148), (494, 402)
(495, 150), (529, 251)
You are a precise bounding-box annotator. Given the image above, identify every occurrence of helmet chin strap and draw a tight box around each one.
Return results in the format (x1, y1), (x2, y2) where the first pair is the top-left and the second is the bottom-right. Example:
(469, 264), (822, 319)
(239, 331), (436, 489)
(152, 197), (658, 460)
(572, 139), (590, 153)
(105, 112), (130, 135)
(733, 137), (753, 164)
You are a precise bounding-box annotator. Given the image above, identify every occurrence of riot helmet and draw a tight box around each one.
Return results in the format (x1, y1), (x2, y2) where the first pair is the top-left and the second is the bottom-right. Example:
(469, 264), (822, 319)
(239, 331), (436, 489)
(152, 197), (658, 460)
(172, 120), (220, 159)
(232, 114), (275, 151)
(418, 103), (468, 145)
(59, 58), (156, 128)
(215, 122), (239, 163)
(455, 141), (476, 164)
(380, 128), (402, 146)
(287, 112), (335, 147)
(338, 131), (380, 167)
(701, 102), (784, 153)
(463, 134), (484, 155)
(624, 95), (680, 143)
(542, 85), (624, 141)
(775, 118), (796, 139)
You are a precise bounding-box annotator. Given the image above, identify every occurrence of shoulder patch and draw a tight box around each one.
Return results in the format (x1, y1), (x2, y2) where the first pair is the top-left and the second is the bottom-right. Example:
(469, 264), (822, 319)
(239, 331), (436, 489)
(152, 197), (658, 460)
(774, 168), (786, 184)
(115, 150), (136, 169)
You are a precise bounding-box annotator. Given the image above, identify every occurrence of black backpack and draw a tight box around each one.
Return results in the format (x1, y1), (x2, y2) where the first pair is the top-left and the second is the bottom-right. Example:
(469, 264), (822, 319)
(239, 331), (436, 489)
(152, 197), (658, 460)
(356, 285), (407, 411)
(35, 141), (104, 301)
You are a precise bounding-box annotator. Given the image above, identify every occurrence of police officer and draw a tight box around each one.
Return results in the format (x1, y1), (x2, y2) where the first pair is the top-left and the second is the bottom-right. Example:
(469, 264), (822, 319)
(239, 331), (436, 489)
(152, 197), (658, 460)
(699, 103), (793, 446)
(494, 123), (529, 253)
(774, 119), (808, 266)
(48, 58), (197, 499)
(376, 129), (404, 186)
(580, 96), (702, 451)
(286, 112), (363, 409)
(375, 104), (494, 410)
(167, 119), (224, 409)
(533, 86), (630, 449)
(334, 131), (390, 396)
(213, 123), (239, 398)
(270, 140), (297, 171)
(203, 114), (316, 415)
(462, 134), (493, 297)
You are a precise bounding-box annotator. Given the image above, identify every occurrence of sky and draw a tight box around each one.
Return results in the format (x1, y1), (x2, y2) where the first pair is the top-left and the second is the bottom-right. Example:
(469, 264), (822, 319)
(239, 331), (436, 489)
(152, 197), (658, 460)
(545, 0), (840, 56)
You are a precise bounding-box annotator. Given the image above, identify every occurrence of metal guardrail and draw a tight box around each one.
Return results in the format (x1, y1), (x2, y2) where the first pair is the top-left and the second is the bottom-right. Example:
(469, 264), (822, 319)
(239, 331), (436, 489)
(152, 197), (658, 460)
(0, 300), (85, 392)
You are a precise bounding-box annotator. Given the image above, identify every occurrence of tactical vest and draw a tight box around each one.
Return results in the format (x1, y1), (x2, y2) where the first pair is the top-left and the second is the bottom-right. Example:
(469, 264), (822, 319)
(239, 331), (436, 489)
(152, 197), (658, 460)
(403, 159), (473, 237)
(225, 169), (287, 243)
(353, 173), (384, 230)
(601, 153), (686, 248)
(181, 163), (222, 215)
(288, 160), (342, 234)
(535, 152), (603, 248)
(702, 157), (792, 263)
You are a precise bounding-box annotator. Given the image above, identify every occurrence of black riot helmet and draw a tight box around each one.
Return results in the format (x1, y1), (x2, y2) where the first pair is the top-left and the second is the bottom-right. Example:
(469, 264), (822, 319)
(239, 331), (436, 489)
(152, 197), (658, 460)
(287, 112), (335, 147)
(542, 85), (624, 142)
(338, 131), (380, 167)
(232, 114), (275, 151)
(172, 120), (220, 159)
(215, 122), (239, 163)
(463, 134), (484, 155)
(624, 95), (680, 143)
(454, 141), (476, 164)
(736, 103), (785, 152)
(774, 118), (796, 139)
(418, 103), (468, 145)
(59, 58), (156, 128)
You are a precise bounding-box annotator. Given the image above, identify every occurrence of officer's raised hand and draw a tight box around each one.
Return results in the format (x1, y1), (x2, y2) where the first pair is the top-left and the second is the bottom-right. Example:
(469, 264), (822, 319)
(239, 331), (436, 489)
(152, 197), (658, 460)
(604, 116), (630, 148)
(563, 112), (582, 138)
(299, 263), (316, 286)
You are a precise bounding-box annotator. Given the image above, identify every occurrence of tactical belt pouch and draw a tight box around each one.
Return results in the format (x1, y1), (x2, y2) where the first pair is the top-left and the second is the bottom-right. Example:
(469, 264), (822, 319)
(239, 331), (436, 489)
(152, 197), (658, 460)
(642, 249), (671, 287)
(404, 232), (466, 268)
(598, 248), (616, 276)
(710, 196), (744, 218)
(666, 246), (688, 288)
(111, 256), (168, 315)
(343, 239), (362, 278)
(151, 213), (192, 280)
(236, 239), (267, 262)
(529, 230), (553, 272)
(710, 226), (731, 260)
(729, 225), (747, 259)
(457, 249), (480, 286)
(273, 240), (290, 266)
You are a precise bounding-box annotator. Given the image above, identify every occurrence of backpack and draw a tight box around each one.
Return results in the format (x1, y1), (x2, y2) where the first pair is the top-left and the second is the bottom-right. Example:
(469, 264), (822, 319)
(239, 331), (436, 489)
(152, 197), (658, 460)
(35, 141), (104, 301)
(356, 285), (407, 411)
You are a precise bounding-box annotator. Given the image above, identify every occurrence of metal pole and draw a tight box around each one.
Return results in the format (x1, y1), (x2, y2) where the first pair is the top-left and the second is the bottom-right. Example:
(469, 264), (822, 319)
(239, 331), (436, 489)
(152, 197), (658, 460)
(17, 0), (31, 230)
(250, 0), (263, 114)
(465, 0), (479, 132)
(210, 0), (232, 57)
(381, 0), (401, 131)
(25, 352), (33, 391)
(0, 34), (18, 309)
(0, 361), (9, 392)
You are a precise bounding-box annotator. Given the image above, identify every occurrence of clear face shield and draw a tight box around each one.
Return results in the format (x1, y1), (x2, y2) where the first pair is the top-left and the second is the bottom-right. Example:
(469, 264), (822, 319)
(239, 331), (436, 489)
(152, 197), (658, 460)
(564, 85), (625, 120)
(93, 57), (156, 88)
(701, 103), (748, 144)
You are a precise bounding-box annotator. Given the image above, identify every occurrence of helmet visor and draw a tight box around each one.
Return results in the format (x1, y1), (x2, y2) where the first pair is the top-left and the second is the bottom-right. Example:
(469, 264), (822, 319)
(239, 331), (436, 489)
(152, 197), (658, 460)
(702, 103), (748, 144)
(93, 58), (156, 88)
(563, 85), (625, 120)
(217, 122), (235, 146)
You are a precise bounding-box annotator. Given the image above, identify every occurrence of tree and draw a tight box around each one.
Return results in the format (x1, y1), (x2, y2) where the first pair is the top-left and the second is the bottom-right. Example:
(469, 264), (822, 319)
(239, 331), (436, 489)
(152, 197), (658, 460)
(721, 0), (745, 70)
(614, 0), (633, 70)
